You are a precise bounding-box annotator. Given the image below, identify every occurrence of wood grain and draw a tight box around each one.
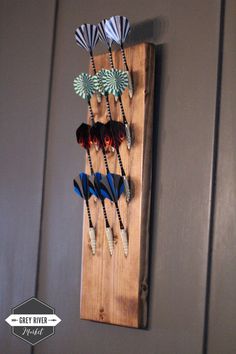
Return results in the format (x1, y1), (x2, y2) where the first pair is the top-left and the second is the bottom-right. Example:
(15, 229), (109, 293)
(80, 43), (155, 328)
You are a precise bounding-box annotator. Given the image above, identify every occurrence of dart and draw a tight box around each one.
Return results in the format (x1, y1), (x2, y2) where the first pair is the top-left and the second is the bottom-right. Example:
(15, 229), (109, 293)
(74, 173), (96, 255)
(75, 24), (101, 102)
(100, 173), (128, 257)
(105, 15), (133, 98)
(102, 68), (132, 150)
(89, 173), (114, 255)
(76, 123), (94, 175)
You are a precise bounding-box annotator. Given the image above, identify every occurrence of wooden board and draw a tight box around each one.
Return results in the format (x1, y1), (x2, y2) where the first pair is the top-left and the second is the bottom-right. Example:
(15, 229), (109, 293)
(80, 43), (155, 328)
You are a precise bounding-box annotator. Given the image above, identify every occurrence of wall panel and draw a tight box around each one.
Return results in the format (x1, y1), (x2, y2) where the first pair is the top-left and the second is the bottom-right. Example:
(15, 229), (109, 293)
(207, 1), (236, 353)
(0, 1), (56, 353)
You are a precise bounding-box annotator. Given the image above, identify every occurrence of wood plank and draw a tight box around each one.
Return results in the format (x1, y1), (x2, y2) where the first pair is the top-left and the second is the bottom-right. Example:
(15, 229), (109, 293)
(207, 1), (236, 352)
(0, 1), (56, 353)
(80, 43), (155, 328)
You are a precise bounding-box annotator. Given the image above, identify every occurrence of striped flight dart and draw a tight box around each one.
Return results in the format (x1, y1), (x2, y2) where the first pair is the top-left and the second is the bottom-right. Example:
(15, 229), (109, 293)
(97, 20), (114, 69)
(76, 123), (94, 175)
(100, 173), (128, 257)
(100, 69), (132, 150)
(74, 173), (96, 255)
(75, 24), (101, 102)
(89, 172), (114, 255)
(95, 69), (131, 149)
(105, 16), (133, 98)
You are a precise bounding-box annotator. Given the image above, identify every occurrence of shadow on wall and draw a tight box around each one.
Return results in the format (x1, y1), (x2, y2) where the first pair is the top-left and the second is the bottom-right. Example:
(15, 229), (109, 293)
(126, 17), (168, 330)
(147, 42), (167, 330)
(96, 17), (168, 53)
(127, 20), (168, 330)
(126, 17), (168, 46)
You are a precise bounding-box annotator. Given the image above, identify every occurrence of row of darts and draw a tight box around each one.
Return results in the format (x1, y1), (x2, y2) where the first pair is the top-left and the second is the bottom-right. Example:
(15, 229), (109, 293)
(73, 16), (133, 257)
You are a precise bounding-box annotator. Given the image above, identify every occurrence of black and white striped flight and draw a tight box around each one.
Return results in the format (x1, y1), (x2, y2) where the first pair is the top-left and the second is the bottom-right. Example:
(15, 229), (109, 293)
(74, 173), (96, 255)
(98, 19), (115, 69)
(75, 24), (99, 53)
(104, 16), (130, 46)
(98, 19), (113, 48)
(105, 16), (133, 98)
(99, 173), (128, 257)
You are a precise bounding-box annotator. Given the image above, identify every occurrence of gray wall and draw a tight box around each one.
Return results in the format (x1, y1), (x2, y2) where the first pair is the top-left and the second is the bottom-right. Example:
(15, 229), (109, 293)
(0, 0), (235, 353)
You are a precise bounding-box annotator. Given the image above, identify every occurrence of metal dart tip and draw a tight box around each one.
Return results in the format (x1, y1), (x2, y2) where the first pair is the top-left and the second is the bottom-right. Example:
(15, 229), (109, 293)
(120, 229), (128, 257)
(89, 227), (96, 255)
(105, 227), (114, 256)
(123, 175), (131, 202)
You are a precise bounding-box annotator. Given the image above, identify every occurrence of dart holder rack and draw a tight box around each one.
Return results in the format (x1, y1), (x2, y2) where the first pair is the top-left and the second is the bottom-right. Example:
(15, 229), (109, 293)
(80, 43), (155, 328)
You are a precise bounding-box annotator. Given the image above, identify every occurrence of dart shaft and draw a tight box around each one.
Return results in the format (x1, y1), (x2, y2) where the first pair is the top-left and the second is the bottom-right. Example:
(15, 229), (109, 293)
(116, 148), (125, 176)
(101, 200), (110, 228)
(120, 44), (133, 98)
(120, 44), (129, 71)
(105, 95), (112, 121)
(101, 147), (110, 174)
(88, 59), (101, 103)
(108, 47), (115, 69)
(118, 96), (128, 125)
(87, 149), (94, 175)
(89, 52), (97, 75)
(115, 201), (124, 230)
(85, 199), (93, 228)
(88, 100), (95, 125)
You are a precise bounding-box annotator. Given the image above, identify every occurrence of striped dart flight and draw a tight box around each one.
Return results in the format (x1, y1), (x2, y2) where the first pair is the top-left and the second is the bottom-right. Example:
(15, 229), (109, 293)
(97, 20), (115, 69)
